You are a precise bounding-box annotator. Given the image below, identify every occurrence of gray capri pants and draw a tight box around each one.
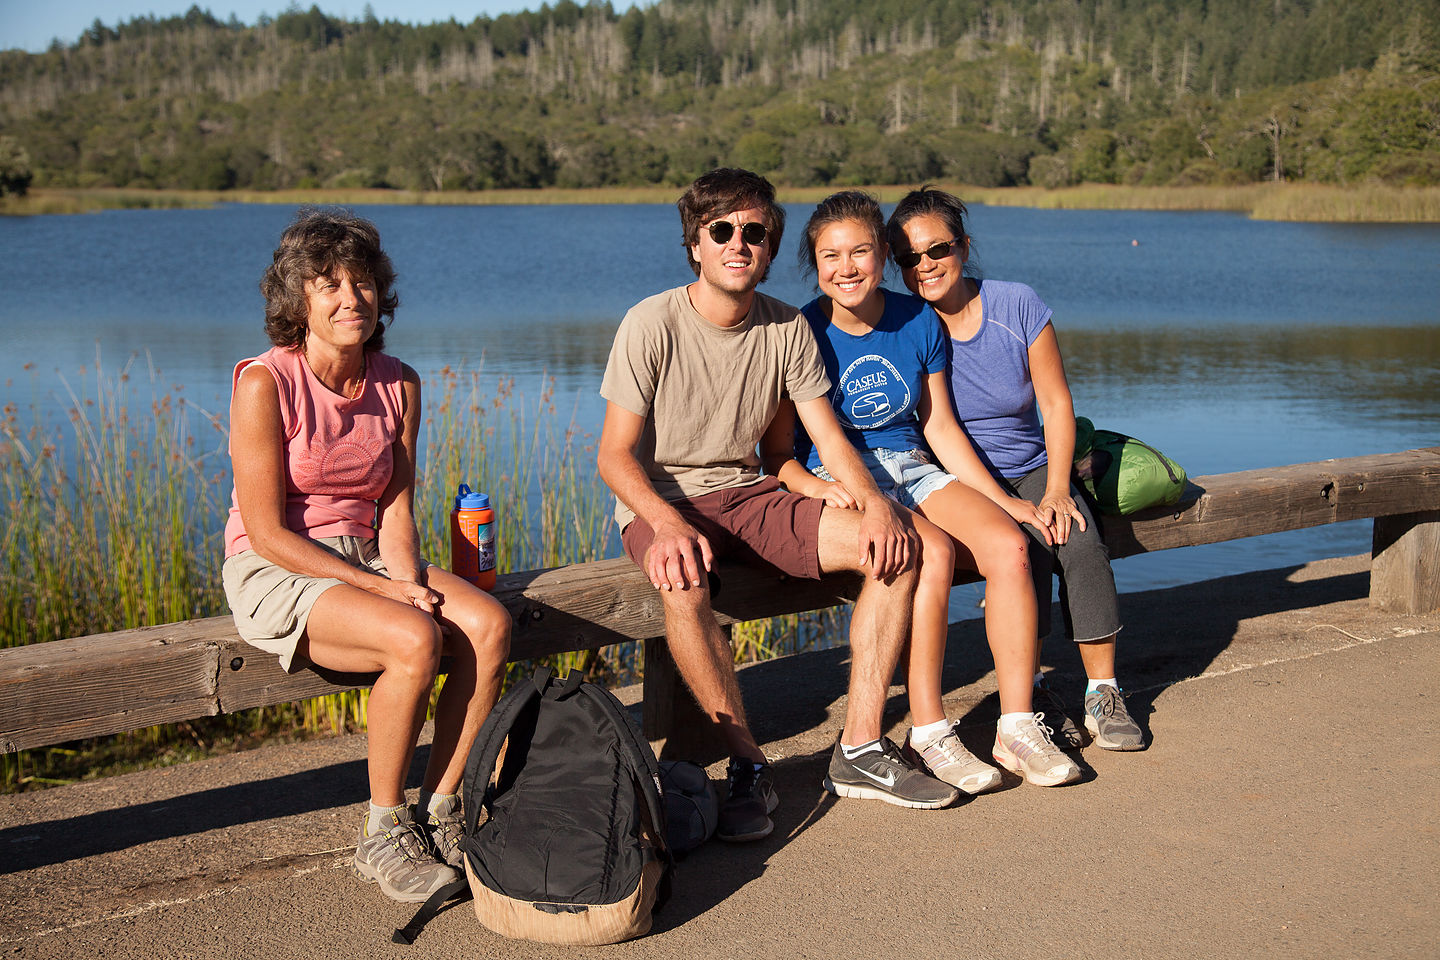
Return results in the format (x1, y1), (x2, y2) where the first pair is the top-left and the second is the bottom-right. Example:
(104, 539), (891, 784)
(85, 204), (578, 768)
(1003, 464), (1122, 643)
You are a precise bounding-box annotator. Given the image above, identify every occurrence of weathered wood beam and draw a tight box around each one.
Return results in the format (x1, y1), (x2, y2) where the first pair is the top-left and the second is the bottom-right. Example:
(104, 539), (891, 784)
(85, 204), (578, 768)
(1103, 447), (1440, 557)
(0, 559), (856, 752)
(4, 447), (1439, 752)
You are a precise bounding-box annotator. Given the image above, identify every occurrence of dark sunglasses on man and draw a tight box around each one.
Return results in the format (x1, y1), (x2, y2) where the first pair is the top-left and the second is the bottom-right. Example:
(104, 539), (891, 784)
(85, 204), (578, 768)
(706, 219), (768, 246)
(894, 239), (959, 269)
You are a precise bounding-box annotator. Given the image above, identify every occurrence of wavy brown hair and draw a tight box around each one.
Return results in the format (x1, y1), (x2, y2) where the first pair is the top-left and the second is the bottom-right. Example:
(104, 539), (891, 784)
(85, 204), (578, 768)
(260, 208), (398, 351)
(676, 167), (785, 282)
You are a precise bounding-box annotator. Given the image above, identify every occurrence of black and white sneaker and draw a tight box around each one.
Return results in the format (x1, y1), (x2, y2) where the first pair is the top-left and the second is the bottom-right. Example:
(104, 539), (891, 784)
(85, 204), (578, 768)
(718, 758), (778, 842)
(822, 738), (958, 809)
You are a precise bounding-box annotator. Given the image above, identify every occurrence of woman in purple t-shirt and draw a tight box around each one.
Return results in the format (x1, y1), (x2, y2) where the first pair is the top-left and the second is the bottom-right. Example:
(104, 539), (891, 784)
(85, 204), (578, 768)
(887, 186), (1144, 753)
(765, 191), (1081, 793)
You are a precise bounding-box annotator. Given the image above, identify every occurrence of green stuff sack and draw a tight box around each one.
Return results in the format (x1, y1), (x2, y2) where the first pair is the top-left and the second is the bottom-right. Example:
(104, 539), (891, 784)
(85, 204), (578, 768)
(1072, 417), (1187, 516)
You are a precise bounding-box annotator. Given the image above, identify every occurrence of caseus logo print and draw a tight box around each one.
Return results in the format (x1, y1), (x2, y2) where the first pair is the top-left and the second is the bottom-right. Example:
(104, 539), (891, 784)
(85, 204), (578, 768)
(835, 354), (907, 430)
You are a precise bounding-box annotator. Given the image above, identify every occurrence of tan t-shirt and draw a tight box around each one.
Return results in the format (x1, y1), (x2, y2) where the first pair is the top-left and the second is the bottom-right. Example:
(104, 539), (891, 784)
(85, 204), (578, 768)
(600, 285), (831, 529)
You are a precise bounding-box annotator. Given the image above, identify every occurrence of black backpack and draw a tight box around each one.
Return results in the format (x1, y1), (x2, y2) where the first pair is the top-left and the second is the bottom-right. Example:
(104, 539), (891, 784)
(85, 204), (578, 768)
(396, 668), (672, 946)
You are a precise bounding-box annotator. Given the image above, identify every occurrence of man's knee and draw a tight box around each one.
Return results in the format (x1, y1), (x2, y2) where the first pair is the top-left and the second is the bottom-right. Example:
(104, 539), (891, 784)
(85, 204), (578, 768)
(857, 557), (920, 600)
(656, 575), (719, 625)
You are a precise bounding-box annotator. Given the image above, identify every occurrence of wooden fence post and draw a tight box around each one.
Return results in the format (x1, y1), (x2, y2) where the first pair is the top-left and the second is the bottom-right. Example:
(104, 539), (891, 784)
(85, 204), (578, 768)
(1371, 510), (1440, 614)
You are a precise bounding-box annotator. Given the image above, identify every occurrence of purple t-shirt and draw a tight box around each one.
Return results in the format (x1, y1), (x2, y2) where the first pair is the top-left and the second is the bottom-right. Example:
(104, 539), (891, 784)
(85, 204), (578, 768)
(947, 279), (1054, 479)
(795, 288), (947, 470)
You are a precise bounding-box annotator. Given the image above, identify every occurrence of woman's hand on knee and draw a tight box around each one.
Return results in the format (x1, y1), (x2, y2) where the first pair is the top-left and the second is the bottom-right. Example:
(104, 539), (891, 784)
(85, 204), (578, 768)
(369, 575), (440, 614)
(1037, 492), (1086, 545)
(1003, 497), (1054, 546)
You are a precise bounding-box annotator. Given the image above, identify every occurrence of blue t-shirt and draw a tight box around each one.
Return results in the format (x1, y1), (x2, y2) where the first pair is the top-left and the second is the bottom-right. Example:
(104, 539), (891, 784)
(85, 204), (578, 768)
(794, 288), (947, 470)
(947, 278), (1054, 479)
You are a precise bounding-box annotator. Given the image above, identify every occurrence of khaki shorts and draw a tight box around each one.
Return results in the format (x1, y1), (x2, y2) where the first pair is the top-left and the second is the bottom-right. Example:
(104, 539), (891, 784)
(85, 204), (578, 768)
(222, 535), (419, 673)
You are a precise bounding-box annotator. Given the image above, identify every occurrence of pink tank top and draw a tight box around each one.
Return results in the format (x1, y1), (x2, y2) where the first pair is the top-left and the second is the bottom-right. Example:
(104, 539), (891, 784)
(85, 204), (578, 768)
(223, 346), (406, 557)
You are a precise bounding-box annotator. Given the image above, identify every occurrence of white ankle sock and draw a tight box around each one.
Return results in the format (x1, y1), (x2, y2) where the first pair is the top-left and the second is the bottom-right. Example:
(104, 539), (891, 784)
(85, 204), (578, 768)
(910, 719), (952, 747)
(840, 738), (883, 759)
(1086, 677), (1119, 696)
(418, 789), (458, 818)
(998, 712), (1036, 737)
(367, 801), (406, 836)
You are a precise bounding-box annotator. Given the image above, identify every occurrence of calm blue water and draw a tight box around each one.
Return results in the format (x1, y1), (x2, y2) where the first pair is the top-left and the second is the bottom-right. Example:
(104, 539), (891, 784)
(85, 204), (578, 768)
(2, 202), (1437, 603)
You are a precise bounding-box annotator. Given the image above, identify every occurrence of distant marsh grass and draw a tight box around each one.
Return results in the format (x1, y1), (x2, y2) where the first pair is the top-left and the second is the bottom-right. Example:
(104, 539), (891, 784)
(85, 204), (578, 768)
(5, 184), (1439, 222)
(962, 182), (1440, 222)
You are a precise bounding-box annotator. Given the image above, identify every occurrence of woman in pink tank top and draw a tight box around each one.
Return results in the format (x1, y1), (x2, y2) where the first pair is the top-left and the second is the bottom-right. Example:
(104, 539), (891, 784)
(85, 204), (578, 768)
(223, 210), (510, 904)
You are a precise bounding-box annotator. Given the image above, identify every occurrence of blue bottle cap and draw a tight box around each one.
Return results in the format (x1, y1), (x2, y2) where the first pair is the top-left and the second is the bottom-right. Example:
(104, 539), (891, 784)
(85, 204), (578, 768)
(455, 484), (490, 511)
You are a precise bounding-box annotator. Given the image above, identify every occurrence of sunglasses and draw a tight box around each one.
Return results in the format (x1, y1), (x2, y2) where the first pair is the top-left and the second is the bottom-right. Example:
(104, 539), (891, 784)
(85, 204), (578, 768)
(705, 219), (768, 246)
(894, 239), (958, 269)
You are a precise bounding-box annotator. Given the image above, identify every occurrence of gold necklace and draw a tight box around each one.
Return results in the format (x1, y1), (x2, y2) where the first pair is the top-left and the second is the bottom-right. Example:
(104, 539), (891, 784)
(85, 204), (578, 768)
(302, 343), (366, 398)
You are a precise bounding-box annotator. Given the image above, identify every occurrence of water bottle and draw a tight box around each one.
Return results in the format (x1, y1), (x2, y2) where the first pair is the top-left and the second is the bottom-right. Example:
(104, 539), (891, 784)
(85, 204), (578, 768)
(450, 484), (496, 590)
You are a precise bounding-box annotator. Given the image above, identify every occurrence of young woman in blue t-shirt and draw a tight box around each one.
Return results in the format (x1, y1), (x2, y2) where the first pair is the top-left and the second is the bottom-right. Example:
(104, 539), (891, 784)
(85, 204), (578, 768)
(763, 191), (1081, 791)
(886, 186), (1144, 753)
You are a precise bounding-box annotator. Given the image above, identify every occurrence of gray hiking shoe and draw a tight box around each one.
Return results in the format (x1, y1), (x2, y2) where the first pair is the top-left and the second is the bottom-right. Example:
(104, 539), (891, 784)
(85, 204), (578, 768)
(718, 758), (779, 843)
(823, 738), (958, 809)
(903, 726), (1002, 795)
(353, 808), (459, 903)
(1084, 684), (1146, 751)
(992, 715), (1082, 787)
(1033, 680), (1086, 749)
(421, 800), (466, 869)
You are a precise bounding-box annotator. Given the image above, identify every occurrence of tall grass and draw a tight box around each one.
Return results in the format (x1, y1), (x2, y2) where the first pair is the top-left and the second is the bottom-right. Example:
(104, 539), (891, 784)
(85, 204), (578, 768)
(1, 359), (839, 791)
(0, 357), (227, 648)
(962, 182), (1440, 222)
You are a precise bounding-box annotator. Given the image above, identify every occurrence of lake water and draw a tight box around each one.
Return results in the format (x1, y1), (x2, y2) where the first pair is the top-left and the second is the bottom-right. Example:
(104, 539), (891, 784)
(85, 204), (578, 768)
(2, 202), (1437, 606)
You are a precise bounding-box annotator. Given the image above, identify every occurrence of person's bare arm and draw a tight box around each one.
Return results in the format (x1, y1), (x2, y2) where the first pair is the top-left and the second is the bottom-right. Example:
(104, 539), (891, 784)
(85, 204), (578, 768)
(374, 363), (438, 611)
(1029, 322), (1086, 544)
(793, 395), (915, 578)
(596, 400), (713, 591)
(760, 399), (858, 509)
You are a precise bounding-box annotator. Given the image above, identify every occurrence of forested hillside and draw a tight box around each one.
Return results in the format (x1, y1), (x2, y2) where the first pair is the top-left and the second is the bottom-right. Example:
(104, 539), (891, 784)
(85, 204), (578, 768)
(1, 0), (1437, 194)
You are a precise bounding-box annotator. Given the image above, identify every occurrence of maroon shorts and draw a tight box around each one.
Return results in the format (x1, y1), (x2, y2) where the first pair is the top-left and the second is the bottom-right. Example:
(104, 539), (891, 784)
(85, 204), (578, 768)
(620, 476), (824, 580)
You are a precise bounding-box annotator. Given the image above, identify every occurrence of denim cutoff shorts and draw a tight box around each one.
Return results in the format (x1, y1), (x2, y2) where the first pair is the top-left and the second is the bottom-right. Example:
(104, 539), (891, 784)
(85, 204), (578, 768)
(814, 447), (956, 510)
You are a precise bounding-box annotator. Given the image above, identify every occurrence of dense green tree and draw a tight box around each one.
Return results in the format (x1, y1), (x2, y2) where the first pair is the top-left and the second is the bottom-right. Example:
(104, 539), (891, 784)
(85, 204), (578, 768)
(0, 0), (1435, 193)
(0, 137), (33, 196)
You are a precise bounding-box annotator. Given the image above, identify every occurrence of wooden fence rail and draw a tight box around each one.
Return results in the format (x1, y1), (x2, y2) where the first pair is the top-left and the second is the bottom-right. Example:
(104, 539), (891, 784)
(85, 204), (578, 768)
(3, 447), (1438, 754)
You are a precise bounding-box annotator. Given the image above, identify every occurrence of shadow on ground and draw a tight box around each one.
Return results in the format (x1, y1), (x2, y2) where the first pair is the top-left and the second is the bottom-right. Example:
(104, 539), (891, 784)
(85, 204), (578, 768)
(0, 561), (1368, 879)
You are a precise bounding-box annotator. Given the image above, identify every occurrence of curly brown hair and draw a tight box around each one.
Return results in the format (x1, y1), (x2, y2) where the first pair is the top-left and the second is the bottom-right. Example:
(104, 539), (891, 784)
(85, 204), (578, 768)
(676, 168), (785, 282)
(260, 208), (398, 351)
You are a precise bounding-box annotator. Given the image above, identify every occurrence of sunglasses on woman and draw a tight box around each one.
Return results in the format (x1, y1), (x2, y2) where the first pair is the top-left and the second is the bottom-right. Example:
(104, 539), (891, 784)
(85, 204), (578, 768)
(894, 239), (959, 269)
(705, 219), (768, 246)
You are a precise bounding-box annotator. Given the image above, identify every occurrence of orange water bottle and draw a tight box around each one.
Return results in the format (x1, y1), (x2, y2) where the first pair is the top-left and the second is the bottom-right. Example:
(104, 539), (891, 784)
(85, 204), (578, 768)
(450, 485), (496, 590)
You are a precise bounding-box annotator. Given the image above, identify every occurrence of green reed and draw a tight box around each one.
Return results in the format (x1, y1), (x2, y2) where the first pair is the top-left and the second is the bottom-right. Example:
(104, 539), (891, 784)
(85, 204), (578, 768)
(0, 358), (228, 646)
(1, 360), (841, 791)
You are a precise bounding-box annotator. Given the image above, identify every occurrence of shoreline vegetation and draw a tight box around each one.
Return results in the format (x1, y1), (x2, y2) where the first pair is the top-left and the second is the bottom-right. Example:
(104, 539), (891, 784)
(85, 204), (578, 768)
(0, 362), (842, 792)
(3, 183), (1440, 223)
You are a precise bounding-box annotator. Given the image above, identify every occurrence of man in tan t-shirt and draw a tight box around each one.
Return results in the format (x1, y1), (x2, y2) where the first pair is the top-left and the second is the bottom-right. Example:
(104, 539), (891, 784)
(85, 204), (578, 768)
(598, 168), (958, 843)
